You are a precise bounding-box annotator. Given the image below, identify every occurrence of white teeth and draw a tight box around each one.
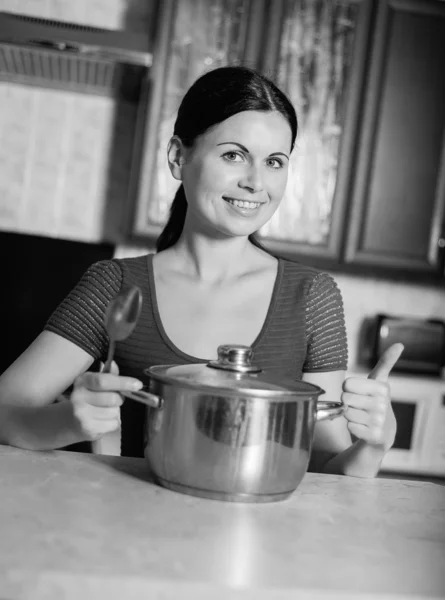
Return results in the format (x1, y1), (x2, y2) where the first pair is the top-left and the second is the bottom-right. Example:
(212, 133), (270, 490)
(225, 198), (260, 209)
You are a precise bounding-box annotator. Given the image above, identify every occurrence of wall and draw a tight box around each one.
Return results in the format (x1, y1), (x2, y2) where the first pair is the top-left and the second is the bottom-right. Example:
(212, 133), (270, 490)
(1, 0), (444, 369)
(0, 0), (152, 29)
(335, 274), (445, 369)
(0, 0), (153, 242)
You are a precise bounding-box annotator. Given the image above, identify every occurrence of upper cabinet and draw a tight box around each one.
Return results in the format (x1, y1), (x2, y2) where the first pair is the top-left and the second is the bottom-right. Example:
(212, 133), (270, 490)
(128, 0), (445, 284)
(130, 0), (257, 240)
(344, 0), (445, 280)
(129, 0), (373, 255)
(256, 0), (374, 261)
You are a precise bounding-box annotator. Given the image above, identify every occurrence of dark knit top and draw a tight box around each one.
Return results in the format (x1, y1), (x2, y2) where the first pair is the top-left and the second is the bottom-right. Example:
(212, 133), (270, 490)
(45, 254), (348, 457)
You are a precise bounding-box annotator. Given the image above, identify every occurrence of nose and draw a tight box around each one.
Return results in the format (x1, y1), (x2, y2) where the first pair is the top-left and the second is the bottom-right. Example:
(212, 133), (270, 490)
(238, 164), (264, 193)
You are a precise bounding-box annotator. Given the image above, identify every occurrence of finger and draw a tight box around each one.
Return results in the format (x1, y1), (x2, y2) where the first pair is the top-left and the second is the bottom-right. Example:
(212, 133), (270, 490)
(346, 422), (370, 440)
(343, 377), (389, 397)
(346, 420), (386, 446)
(343, 406), (371, 426)
(368, 343), (404, 382)
(71, 389), (123, 408)
(342, 391), (376, 411)
(99, 361), (119, 375)
(84, 391), (124, 409)
(107, 361), (119, 376)
(88, 406), (121, 420)
(101, 418), (121, 434)
(344, 404), (386, 428)
(88, 417), (121, 439)
(342, 391), (388, 419)
(76, 372), (143, 393)
(72, 406), (121, 436)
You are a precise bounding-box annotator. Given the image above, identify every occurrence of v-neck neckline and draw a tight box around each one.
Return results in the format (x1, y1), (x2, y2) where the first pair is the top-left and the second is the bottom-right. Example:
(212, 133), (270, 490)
(146, 253), (284, 363)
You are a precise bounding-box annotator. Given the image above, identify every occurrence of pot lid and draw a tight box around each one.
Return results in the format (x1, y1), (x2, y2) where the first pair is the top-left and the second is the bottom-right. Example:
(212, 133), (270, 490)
(144, 345), (325, 400)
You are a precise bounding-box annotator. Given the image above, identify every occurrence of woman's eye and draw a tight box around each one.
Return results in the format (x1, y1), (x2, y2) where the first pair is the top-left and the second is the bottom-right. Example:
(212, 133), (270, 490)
(222, 151), (243, 162)
(266, 158), (284, 169)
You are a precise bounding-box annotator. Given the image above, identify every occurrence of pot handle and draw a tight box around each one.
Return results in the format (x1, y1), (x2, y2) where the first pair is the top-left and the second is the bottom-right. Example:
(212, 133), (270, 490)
(316, 400), (345, 422)
(122, 387), (163, 409)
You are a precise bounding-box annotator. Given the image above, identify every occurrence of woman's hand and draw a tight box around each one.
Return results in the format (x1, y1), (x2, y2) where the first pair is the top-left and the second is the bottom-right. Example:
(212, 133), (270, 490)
(341, 343), (404, 452)
(70, 361), (143, 441)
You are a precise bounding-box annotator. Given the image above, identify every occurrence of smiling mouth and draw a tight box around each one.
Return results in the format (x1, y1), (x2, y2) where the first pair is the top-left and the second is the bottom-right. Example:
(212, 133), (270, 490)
(223, 196), (262, 210)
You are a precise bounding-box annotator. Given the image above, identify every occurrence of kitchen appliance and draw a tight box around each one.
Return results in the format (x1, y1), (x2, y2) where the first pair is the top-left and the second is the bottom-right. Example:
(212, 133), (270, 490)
(380, 372), (445, 478)
(0, 11), (152, 100)
(139, 344), (344, 503)
(370, 314), (445, 376)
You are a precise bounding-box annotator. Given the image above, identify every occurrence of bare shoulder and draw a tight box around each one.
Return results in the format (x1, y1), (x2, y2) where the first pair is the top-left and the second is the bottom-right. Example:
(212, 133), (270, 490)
(152, 248), (185, 279)
(152, 248), (173, 268)
(0, 331), (94, 407)
(249, 246), (278, 273)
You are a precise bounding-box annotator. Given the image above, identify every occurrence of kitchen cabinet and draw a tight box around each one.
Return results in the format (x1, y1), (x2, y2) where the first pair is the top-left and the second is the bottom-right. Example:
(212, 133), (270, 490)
(129, 0), (373, 261)
(129, 0), (261, 240)
(344, 0), (445, 279)
(128, 0), (445, 283)
(256, 0), (374, 261)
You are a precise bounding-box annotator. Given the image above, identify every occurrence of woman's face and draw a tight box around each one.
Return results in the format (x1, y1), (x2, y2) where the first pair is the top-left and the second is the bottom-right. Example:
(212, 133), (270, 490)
(175, 110), (292, 238)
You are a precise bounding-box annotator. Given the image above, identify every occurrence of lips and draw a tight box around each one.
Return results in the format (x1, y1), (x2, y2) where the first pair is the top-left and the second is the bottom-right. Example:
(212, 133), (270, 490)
(223, 196), (262, 210)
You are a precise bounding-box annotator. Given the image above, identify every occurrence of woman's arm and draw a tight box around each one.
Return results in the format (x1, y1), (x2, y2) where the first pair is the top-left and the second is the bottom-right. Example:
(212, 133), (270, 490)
(305, 369), (388, 477)
(0, 331), (95, 449)
(0, 331), (142, 451)
(0, 259), (149, 451)
(302, 370), (357, 474)
(302, 271), (403, 477)
(304, 368), (387, 477)
(303, 344), (403, 478)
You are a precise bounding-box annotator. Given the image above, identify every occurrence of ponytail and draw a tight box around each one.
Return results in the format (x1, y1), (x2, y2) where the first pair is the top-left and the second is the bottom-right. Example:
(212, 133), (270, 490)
(156, 184), (188, 252)
(248, 232), (275, 256)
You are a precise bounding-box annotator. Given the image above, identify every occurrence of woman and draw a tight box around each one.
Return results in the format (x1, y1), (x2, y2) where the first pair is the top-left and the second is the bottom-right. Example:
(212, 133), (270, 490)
(0, 66), (402, 475)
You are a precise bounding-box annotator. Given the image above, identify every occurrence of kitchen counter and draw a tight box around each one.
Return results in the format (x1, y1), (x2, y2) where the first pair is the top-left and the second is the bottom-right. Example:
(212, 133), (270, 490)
(1, 445), (444, 600)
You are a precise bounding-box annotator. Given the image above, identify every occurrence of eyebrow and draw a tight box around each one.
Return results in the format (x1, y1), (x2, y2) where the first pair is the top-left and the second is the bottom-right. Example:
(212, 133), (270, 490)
(216, 142), (289, 160)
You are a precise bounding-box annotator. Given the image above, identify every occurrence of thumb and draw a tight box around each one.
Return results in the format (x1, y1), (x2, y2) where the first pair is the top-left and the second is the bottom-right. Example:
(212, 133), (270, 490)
(109, 360), (120, 375)
(368, 343), (404, 381)
(100, 360), (120, 375)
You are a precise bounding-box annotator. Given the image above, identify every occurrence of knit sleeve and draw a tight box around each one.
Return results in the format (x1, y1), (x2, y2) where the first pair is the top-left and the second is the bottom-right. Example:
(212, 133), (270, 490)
(44, 260), (123, 361)
(303, 272), (348, 372)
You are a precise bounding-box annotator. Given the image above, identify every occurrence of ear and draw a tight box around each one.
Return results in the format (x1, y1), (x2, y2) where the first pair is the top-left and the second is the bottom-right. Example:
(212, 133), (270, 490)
(167, 136), (187, 181)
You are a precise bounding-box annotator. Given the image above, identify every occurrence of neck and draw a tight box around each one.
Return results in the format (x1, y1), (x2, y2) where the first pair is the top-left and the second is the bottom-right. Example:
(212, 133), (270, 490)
(171, 229), (259, 283)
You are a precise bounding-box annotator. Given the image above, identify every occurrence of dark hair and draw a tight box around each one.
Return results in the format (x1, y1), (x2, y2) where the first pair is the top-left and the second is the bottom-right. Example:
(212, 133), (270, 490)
(156, 66), (298, 252)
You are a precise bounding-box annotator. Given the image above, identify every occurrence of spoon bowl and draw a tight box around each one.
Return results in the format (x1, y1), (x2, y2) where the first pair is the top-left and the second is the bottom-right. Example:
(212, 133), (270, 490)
(102, 285), (162, 409)
(103, 285), (142, 372)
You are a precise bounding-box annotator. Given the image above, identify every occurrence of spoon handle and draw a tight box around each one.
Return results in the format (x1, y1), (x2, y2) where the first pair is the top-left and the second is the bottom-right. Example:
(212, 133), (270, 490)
(121, 388), (162, 409)
(103, 339), (116, 373)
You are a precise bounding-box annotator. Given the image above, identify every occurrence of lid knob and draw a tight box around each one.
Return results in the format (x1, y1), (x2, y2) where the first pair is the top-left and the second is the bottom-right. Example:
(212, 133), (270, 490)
(207, 344), (261, 373)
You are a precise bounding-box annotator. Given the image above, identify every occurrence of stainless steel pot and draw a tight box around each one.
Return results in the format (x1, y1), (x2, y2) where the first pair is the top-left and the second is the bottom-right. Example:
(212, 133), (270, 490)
(140, 345), (344, 503)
